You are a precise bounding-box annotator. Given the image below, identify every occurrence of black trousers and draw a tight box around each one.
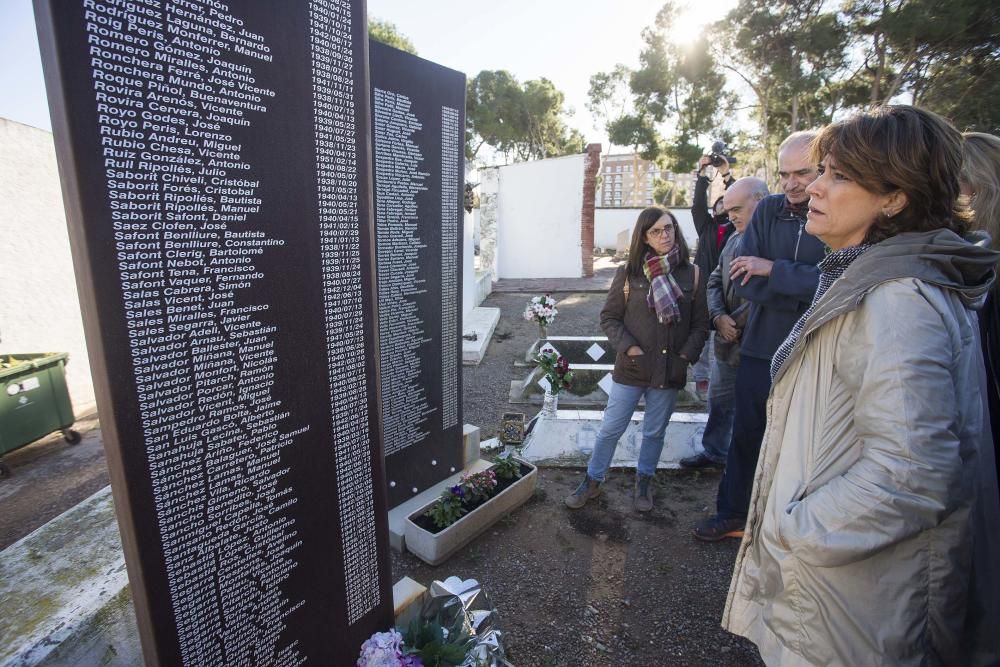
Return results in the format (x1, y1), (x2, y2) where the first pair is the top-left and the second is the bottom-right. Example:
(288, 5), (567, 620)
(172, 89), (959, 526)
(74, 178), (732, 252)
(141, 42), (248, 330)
(716, 355), (772, 520)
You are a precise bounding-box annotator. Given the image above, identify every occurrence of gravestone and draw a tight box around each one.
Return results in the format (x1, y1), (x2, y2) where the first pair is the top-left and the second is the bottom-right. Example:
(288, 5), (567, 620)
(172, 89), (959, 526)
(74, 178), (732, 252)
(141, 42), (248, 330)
(33, 1), (391, 665)
(369, 41), (465, 507)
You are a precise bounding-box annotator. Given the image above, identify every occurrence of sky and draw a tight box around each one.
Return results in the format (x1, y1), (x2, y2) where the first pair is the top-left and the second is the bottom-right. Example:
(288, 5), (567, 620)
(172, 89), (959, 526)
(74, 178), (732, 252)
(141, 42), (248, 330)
(0, 0), (736, 151)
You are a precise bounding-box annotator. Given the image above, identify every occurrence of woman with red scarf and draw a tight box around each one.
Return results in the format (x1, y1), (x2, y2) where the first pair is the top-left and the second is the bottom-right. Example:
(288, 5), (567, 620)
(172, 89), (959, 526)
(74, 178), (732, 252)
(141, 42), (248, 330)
(565, 208), (709, 512)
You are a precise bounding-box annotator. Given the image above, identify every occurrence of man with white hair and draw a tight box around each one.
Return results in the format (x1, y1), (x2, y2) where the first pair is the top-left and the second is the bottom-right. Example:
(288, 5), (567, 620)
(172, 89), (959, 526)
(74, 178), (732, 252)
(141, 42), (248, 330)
(695, 132), (826, 541)
(681, 177), (769, 469)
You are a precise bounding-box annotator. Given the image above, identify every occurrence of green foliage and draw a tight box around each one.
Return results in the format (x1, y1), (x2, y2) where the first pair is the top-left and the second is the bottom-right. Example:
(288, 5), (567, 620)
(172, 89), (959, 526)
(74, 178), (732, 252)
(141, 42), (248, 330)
(368, 18), (417, 54)
(653, 177), (688, 207)
(587, 2), (731, 169)
(493, 456), (523, 481)
(466, 71), (584, 162)
(424, 488), (467, 529)
(401, 617), (470, 667)
(919, 53), (1000, 133)
(844, 0), (998, 108)
(533, 351), (574, 395)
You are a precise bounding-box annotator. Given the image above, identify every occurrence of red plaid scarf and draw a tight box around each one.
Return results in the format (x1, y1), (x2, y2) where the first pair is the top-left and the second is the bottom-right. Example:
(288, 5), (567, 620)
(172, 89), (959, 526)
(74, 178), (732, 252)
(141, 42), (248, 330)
(642, 246), (683, 324)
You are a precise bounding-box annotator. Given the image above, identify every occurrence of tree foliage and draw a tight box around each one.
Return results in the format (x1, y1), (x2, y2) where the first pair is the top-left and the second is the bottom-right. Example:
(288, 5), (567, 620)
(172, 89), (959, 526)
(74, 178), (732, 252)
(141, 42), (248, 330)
(588, 2), (731, 172)
(368, 18), (417, 55)
(589, 0), (999, 179)
(466, 71), (585, 163)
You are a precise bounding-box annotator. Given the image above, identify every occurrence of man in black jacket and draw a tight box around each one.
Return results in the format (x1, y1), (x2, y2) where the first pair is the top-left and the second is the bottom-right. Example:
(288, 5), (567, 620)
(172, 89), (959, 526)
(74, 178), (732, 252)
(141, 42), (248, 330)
(691, 156), (735, 396)
(695, 131), (826, 541)
(692, 155), (735, 280)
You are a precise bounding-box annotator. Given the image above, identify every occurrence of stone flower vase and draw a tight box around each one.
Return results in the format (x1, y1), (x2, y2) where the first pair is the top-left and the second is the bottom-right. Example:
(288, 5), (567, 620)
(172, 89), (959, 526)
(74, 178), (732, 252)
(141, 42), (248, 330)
(404, 459), (538, 566)
(541, 388), (558, 418)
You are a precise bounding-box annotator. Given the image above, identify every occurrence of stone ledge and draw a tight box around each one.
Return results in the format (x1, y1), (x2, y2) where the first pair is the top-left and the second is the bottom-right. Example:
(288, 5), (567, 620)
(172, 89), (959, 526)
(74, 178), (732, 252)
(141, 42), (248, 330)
(0, 486), (141, 667)
(519, 411), (707, 468)
(461, 306), (500, 366)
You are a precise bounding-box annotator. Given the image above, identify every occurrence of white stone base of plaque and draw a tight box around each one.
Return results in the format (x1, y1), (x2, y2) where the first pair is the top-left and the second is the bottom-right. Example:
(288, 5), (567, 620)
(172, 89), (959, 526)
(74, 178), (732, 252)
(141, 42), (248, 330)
(519, 410), (708, 469)
(474, 270), (492, 307)
(462, 306), (501, 365)
(403, 459), (537, 566)
(392, 577), (427, 627)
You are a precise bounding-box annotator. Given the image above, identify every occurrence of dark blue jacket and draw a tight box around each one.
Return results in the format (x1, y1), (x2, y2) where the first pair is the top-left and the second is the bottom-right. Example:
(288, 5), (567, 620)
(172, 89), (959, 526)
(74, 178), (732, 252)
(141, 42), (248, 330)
(734, 194), (825, 360)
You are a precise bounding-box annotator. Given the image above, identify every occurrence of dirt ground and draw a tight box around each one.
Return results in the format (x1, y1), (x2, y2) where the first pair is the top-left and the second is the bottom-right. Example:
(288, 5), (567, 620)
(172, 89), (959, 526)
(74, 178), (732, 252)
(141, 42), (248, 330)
(392, 467), (762, 666)
(0, 288), (762, 665)
(399, 289), (762, 666)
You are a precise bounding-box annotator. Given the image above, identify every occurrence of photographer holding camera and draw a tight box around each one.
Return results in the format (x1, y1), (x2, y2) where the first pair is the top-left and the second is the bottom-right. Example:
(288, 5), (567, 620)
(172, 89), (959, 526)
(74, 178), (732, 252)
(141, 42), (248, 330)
(690, 143), (736, 397)
(693, 143), (737, 280)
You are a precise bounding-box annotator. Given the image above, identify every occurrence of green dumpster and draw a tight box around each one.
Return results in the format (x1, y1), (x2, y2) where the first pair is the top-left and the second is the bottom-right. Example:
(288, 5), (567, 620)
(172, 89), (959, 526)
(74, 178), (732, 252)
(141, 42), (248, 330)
(0, 353), (80, 477)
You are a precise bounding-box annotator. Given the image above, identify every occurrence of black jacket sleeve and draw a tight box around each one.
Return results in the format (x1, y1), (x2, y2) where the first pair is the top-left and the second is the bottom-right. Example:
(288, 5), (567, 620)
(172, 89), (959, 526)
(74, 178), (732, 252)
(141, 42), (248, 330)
(691, 175), (711, 235)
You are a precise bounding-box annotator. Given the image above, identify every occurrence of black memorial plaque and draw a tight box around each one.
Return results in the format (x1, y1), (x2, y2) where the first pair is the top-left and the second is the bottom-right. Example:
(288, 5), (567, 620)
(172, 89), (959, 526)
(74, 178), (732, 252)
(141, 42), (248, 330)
(33, 1), (392, 664)
(368, 42), (465, 508)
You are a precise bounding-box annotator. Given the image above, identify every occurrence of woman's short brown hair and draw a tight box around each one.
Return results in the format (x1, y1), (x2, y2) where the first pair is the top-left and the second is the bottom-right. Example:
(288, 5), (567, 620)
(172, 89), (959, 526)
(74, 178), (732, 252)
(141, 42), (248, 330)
(811, 105), (971, 244)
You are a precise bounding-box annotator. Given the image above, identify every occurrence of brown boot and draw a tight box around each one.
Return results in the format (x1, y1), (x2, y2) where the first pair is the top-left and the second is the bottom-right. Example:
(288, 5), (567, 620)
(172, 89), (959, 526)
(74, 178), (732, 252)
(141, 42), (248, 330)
(565, 474), (602, 509)
(634, 474), (654, 512)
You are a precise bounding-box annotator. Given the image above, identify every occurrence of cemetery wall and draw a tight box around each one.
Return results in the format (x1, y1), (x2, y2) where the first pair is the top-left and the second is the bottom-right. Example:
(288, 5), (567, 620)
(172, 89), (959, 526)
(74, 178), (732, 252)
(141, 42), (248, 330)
(0, 118), (95, 414)
(595, 207), (698, 252)
(495, 153), (586, 279)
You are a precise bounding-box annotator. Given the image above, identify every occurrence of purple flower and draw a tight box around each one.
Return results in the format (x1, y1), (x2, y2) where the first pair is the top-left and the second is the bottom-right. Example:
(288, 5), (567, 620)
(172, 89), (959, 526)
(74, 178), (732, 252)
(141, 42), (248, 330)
(399, 657), (424, 667)
(357, 630), (403, 666)
(450, 485), (465, 498)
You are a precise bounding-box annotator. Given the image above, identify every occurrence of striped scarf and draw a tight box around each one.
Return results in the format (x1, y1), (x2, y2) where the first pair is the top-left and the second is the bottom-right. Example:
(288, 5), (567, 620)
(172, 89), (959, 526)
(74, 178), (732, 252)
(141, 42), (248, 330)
(642, 247), (684, 324)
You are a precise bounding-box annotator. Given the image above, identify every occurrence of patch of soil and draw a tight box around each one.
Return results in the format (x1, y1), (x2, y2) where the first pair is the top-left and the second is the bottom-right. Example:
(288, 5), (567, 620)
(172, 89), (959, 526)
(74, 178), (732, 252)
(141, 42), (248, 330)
(392, 467), (763, 667)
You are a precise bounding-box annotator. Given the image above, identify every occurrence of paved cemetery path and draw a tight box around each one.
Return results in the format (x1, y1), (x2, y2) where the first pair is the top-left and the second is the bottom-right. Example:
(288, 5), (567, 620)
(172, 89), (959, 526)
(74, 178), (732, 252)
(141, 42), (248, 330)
(0, 412), (106, 549)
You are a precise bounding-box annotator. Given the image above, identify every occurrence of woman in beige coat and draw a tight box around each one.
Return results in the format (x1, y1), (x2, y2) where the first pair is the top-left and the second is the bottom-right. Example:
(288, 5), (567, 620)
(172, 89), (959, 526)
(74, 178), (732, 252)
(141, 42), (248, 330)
(723, 106), (1000, 665)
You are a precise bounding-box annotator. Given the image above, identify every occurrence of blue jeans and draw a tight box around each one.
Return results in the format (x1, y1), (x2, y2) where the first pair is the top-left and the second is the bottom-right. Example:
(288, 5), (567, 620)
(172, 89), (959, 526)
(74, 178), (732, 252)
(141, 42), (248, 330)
(700, 359), (739, 463)
(587, 381), (678, 480)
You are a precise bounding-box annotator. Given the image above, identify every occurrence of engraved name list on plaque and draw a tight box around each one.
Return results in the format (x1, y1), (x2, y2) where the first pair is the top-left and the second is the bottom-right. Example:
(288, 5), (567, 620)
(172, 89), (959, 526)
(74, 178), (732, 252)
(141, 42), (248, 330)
(33, 1), (391, 664)
(368, 41), (466, 507)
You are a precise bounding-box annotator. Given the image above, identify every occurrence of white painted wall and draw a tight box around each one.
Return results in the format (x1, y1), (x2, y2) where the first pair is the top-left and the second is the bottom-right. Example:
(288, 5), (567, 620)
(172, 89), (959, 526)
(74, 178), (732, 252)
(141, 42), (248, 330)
(496, 154), (584, 279)
(595, 207), (697, 252)
(462, 209), (475, 318)
(0, 119), (95, 415)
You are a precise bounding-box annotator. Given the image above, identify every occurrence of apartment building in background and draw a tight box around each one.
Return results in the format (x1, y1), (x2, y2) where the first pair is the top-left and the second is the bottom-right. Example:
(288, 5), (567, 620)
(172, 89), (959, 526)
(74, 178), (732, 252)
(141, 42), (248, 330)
(598, 153), (693, 207)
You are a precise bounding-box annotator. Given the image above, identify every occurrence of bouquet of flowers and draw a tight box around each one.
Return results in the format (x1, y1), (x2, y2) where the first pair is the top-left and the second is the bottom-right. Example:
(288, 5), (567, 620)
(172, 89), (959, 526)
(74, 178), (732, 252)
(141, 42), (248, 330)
(534, 351), (574, 396)
(356, 629), (424, 667)
(523, 294), (558, 335)
(358, 577), (507, 667)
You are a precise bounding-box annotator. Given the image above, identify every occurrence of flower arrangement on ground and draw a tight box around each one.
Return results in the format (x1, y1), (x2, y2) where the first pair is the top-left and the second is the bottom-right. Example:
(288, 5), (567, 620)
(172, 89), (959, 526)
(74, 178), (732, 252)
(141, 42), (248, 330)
(356, 629), (424, 667)
(523, 294), (558, 337)
(358, 577), (508, 667)
(534, 351), (574, 396)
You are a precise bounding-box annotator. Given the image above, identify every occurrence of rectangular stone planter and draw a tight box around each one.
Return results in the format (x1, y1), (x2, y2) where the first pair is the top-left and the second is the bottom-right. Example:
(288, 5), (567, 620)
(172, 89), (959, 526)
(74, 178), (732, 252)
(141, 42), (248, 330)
(404, 460), (537, 566)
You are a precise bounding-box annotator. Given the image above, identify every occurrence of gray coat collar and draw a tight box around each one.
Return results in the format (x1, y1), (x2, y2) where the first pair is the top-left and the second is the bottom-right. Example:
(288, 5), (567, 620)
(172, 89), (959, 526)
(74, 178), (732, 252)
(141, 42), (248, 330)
(772, 229), (999, 386)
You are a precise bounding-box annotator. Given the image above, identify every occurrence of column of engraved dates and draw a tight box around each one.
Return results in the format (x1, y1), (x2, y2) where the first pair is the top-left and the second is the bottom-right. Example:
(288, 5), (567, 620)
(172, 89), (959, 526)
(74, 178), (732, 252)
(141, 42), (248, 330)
(440, 106), (460, 429)
(308, 0), (381, 625)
